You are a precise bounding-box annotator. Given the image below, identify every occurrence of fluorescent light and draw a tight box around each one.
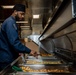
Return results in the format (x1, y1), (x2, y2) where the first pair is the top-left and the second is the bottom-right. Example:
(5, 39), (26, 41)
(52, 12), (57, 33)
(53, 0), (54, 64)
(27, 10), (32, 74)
(33, 15), (40, 19)
(16, 21), (28, 23)
(1, 5), (14, 9)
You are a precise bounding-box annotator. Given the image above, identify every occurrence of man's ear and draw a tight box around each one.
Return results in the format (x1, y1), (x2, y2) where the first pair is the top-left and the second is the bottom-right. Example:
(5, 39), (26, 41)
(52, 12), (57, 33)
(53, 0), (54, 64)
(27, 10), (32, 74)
(14, 10), (17, 15)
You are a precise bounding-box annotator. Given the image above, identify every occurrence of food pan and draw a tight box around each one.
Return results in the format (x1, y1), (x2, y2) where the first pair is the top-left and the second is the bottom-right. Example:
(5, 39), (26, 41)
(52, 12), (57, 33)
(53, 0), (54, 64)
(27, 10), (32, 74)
(8, 72), (75, 75)
(25, 59), (64, 65)
(27, 56), (58, 59)
(15, 72), (75, 75)
(19, 64), (69, 73)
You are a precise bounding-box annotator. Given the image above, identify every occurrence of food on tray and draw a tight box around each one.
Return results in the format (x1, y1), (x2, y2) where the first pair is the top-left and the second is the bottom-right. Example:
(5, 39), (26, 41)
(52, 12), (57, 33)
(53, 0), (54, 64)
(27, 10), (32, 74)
(40, 53), (53, 56)
(21, 66), (69, 73)
(26, 60), (61, 64)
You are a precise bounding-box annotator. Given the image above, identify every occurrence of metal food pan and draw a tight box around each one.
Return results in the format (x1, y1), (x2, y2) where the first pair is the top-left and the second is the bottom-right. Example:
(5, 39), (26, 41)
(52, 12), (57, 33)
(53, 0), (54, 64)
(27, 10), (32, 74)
(19, 64), (69, 73)
(25, 59), (64, 65)
(15, 72), (75, 75)
(7, 72), (75, 75)
(25, 59), (63, 62)
(27, 56), (58, 59)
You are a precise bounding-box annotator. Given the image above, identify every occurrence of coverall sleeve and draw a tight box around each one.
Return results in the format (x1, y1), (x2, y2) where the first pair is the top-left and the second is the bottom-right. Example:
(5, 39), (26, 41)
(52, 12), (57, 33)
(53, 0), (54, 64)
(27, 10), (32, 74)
(5, 21), (31, 53)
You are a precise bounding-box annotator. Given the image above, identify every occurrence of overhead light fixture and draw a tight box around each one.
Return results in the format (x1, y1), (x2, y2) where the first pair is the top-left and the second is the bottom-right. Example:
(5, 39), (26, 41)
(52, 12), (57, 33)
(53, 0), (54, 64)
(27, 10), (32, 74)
(1, 5), (14, 9)
(16, 21), (28, 23)
(33, 15), (40, 19)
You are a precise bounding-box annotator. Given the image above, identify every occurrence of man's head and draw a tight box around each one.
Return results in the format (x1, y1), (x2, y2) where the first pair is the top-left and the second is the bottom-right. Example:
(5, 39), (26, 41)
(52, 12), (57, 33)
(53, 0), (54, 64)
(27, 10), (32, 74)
(13, 4), (26, 21)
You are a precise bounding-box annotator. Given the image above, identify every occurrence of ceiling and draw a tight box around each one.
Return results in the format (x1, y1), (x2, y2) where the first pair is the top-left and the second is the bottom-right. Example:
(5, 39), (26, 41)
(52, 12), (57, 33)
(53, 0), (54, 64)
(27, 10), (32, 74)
(0, 0), (57, 33)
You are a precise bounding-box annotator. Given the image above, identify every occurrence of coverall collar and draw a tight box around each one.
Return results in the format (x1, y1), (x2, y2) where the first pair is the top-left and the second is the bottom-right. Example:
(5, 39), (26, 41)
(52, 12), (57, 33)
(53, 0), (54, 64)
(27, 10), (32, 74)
(11, 15), (16, 21)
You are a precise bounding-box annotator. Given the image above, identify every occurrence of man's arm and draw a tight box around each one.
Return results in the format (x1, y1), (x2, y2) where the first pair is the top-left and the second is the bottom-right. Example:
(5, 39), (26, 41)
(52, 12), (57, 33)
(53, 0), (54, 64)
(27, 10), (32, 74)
(5, 21), (31, 53)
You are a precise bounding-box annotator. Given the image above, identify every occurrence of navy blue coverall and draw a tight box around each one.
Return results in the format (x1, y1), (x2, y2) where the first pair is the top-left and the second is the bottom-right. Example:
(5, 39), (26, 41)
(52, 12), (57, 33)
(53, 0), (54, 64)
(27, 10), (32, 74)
(0, 16), (31, 70)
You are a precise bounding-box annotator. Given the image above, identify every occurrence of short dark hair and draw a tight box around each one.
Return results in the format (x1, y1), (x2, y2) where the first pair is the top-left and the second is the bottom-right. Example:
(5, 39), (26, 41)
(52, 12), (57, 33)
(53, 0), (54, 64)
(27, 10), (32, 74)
(13, 4), (26, 12)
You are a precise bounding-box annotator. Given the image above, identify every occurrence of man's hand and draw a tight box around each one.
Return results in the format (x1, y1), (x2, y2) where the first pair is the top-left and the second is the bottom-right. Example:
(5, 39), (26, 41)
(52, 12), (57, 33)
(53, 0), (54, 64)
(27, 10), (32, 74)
(30, 50), (38, 58)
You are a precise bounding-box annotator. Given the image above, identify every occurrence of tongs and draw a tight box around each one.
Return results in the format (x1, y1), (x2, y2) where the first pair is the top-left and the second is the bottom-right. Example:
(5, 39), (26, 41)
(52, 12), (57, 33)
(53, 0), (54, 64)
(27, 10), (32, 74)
(21, 55), (26, 64)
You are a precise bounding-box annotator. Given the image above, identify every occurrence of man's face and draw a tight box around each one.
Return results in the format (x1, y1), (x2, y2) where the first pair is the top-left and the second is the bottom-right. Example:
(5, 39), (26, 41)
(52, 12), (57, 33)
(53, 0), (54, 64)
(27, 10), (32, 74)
(15, 11), (25, 21)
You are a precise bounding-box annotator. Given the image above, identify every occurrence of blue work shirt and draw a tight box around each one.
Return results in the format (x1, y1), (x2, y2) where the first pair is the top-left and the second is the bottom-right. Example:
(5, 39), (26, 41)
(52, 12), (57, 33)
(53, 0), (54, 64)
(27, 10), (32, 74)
(0, 16), (31, 67)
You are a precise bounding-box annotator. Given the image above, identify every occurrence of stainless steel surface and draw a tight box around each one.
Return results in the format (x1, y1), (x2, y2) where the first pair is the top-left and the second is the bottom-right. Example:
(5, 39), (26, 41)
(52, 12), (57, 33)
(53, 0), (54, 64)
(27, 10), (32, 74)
(28, 35), (55, 53)
(42, 0), (64, 31)
(27, 56), (57, 59)
(34, 0), (76, 64)
(39, 38), (55, 53)
(25, 59), (61, 61)
(28, 35), (40, 45)
(68, 32), (76, 51)
(8, 73), (76, 75)
(53, 36), (72, 50)
(52, 27), (76, 61)
(19, 64), (69, 73)
(21, 59), (64, 65)
(54, 22), (76, 37)
(39, 0), (73, 40)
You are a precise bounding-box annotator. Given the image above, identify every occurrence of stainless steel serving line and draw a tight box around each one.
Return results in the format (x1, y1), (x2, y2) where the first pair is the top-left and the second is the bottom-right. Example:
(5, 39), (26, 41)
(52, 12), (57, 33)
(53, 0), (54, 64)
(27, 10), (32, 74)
(1, 0), (76, 75)
(0, 52), (76, 75)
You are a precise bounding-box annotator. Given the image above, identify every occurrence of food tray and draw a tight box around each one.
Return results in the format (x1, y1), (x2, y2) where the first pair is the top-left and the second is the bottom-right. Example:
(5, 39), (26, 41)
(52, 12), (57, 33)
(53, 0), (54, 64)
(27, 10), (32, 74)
(25, 59), (63, 65)
(15, 72), (74, 75)
(27, 56), (58, 59)
(19, 64), (69, 73)
(8, 72), (75, 75)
